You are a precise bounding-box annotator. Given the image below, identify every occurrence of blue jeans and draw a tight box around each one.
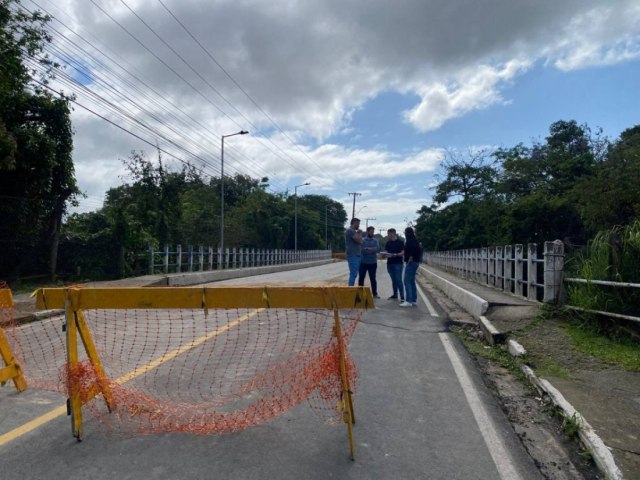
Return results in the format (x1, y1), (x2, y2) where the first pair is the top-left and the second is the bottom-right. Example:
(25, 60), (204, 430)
(347, 255), (361, 286)
(386, 263), (404, 299)
(404, 262), (419, 303)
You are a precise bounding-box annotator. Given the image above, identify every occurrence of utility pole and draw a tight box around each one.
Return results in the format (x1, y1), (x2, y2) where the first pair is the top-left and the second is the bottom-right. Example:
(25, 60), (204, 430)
(365, 217), (376, 228)
(325, 204), (329, 250)
(348, 192), (362, 219)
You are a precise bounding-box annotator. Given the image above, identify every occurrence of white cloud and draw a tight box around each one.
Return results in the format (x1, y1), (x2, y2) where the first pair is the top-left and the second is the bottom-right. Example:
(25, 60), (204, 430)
(40, 0), (640, 223)
(403, 60), (531, 132)
(548, 4), (640, 71)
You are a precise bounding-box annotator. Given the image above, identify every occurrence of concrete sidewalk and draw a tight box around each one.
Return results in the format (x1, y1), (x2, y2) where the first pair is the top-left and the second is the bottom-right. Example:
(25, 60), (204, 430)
(420, 264), (639, 479)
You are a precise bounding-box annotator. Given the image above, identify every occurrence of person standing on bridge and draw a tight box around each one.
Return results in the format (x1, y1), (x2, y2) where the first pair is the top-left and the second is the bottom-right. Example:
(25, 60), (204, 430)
(384, 228), (404, 302)
(345, 218), (363, 286)
(400, 227), (421, 307)
(358, 226), (380, 298)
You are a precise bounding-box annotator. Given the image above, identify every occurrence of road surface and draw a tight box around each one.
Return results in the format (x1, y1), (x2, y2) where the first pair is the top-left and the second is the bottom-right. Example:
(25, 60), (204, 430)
(0, 261), (542, 479)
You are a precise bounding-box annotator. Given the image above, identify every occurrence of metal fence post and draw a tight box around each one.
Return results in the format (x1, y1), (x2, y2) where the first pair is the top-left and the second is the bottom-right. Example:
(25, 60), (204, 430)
(543, 240), (565, 304)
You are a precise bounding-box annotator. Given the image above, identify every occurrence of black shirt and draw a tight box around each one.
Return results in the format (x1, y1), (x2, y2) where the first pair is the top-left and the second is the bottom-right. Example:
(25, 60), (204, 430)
(403, 237), (422, 263)
(385, 238), (404, 264)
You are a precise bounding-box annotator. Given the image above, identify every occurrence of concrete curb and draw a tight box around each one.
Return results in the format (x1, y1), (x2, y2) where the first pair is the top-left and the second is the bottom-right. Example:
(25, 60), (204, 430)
(164, 259), (335, 286)
(420, 266), (489, 319)
(513, 346), (623, 480)
(422, 272), (625, 480)
(479, 315), (505, 345)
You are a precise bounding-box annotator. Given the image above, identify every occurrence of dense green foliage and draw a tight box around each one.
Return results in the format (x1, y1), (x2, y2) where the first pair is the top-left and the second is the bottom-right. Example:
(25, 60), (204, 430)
(568, 220), (640, 317)
(0, 0), (78, 279)
(59, 151), (347, 279)
(416, 120), (640, 251)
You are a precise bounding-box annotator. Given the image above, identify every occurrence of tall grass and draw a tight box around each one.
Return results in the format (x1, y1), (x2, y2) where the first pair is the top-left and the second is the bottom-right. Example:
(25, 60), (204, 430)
(568, 220), (640, 317)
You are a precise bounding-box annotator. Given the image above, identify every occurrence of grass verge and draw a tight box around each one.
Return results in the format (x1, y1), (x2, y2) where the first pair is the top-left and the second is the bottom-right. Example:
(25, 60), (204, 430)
(563, 321), (640, 372)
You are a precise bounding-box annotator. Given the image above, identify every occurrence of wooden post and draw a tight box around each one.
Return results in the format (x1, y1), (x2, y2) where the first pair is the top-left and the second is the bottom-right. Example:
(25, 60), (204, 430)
(64, 290), (83, 440)
(543, 240), (565, 304)
(0, 289), (27, 392)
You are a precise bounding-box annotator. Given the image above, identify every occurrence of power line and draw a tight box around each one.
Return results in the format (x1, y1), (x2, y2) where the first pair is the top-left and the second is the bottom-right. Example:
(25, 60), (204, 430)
(89, 0), (328, 188)
(156, 0), (338, 188)
(24, 0), (289, 192)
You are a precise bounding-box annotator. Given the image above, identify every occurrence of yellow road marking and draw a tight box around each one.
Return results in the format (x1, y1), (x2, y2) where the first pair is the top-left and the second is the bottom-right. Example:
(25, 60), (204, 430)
(0, 405), (67, 446)
(0, 309), (261, 447)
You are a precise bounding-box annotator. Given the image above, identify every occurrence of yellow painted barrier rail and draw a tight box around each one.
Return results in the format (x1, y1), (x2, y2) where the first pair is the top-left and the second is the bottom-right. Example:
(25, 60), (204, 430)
(0, 288), (27, 392)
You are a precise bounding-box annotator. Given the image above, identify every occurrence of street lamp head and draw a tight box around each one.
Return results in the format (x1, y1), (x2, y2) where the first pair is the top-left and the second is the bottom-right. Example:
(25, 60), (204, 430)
(304, 182), (310, 186)
(223, 130), (249, 139)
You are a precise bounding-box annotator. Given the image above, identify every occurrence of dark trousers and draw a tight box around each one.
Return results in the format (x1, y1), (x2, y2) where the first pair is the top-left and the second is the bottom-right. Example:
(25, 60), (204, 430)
(358, 262), (378, 295)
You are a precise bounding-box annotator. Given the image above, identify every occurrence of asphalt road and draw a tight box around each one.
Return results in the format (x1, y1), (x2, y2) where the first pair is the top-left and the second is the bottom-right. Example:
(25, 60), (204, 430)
(0, 262), (543, 479)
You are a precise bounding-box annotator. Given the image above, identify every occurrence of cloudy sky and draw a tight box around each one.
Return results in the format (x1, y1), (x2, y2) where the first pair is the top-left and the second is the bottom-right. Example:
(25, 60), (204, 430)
(26, 0), (640, 234)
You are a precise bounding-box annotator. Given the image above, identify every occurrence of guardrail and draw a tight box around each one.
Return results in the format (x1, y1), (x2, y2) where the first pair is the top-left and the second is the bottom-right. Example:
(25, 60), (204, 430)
(427, 240), (640, 324)
(563, 277), (640, 324)
(424, 242), (559, 302)
(148, 245), (332, 275)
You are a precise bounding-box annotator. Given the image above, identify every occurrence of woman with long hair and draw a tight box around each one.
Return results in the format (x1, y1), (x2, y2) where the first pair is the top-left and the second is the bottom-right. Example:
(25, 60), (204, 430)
(400, 227), (421, 307)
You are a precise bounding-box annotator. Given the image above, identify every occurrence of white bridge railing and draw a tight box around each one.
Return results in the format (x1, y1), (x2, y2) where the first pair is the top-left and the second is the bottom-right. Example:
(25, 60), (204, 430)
(425, 241), (565, 304)
(148, 245), (332, 275)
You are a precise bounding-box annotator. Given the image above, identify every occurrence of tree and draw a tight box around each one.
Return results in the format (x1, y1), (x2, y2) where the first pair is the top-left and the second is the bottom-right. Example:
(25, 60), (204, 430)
(0, 1), (78, 279)
(574, 125), (640, 231)
(433, 148), (497, 204)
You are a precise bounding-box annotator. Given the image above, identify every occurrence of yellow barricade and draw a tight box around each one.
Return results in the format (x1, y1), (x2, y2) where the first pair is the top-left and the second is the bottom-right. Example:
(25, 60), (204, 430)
(0, 288), (27, 392)
(36, 286), (374, 459)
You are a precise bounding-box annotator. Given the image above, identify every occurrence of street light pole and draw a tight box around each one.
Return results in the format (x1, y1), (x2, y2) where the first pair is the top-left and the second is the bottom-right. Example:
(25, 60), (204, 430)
(220, 130), (248, 256)
(294, 182), (310, 252)
(325, 204), (329, 250)
(365, 217), (376, 228)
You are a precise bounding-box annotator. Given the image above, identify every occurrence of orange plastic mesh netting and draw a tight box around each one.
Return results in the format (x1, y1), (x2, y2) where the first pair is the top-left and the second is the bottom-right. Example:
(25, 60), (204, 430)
(3, 286), (367, 436)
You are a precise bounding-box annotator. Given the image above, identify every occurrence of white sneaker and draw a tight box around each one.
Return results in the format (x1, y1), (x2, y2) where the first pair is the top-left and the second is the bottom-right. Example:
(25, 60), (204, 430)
(399, 301), (412, 307)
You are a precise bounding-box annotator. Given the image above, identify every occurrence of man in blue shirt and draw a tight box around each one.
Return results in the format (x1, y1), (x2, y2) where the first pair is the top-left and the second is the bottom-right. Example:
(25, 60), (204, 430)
(345, 218), (363, 286)
(358, 226), (380, 298)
